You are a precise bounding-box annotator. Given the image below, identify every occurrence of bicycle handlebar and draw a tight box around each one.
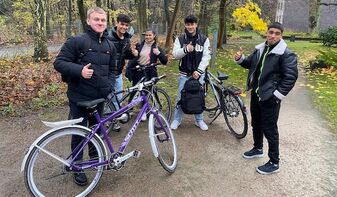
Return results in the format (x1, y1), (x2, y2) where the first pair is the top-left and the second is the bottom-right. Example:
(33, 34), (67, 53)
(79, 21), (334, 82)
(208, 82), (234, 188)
(131, 62), (162, 71)
(108, 75), (166, 99)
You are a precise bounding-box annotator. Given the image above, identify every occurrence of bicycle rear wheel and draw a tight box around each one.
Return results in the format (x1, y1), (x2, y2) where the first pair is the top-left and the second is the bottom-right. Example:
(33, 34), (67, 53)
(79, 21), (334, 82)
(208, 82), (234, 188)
(24, 127), (106, 196)
(148, 112), (177, 173)
(222, 92), (248, 139)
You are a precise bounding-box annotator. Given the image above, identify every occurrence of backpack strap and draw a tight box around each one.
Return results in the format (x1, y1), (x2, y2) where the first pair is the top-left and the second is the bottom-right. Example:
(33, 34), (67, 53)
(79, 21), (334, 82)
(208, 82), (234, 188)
(74, 33), (91, 64)
(105, 38), (117, 72)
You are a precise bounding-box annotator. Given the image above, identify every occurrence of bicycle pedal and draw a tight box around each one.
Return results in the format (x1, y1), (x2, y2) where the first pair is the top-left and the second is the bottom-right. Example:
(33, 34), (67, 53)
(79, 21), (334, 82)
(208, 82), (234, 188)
(133, 150), (141, 158)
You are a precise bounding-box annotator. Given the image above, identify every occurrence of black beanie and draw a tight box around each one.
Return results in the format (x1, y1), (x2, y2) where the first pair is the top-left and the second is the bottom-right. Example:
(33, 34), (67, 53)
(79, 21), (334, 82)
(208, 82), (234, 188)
(268, 22), (284, 33)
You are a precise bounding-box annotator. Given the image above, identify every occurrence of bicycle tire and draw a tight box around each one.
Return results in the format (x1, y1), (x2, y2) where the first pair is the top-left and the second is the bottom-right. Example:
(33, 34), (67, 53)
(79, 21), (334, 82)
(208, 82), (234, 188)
(151, 87), (172, 126)
(204, 82), (221, 112)
(222, 92), (248, 139)
(148, 112), (177, 173)
(24, 127), (106, 196)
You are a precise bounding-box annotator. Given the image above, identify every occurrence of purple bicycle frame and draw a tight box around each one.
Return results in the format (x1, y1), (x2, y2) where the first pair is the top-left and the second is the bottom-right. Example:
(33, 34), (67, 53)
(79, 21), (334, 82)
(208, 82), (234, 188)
(69, 91), (165, 171)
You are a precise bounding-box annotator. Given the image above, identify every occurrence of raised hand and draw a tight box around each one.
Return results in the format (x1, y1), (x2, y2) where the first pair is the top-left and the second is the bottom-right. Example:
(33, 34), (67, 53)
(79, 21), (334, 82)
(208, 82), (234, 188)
(186, 41), (194, 52)
(153, 47), (161, 55)
(234, 47), (244, 61)
(130, 40), (139, 57)
(81, 63), (94, 79)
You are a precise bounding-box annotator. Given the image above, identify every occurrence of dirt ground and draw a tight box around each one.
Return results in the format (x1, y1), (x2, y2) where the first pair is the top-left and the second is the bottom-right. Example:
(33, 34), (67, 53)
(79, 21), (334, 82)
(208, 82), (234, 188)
(1, 75), (337, 197)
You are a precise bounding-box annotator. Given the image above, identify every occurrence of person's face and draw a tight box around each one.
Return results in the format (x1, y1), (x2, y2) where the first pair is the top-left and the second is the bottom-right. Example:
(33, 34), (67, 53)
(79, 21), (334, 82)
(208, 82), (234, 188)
(185, 22), (197, 34)
(266, 28), (282, 45)
(144, 31), (155, 44)
(116, 21), (129, 35)
(86, 12), (107, 34)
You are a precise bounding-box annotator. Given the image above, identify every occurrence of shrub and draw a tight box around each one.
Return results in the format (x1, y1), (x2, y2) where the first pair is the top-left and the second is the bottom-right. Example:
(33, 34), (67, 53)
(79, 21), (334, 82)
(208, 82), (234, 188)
(320, 26), (337, 47)
(317, 49), (337, 68)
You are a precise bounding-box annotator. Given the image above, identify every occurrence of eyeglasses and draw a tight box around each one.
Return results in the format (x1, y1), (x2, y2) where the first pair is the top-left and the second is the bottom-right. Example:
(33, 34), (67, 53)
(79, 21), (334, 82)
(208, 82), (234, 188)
(268, 30), (281, 36)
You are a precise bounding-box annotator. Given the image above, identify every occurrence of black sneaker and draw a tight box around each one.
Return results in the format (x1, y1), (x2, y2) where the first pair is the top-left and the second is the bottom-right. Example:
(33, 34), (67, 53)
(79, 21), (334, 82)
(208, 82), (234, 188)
(73, 171), (88, 186)
(256, 161), (279, 175)
(242, 148), (263, 159)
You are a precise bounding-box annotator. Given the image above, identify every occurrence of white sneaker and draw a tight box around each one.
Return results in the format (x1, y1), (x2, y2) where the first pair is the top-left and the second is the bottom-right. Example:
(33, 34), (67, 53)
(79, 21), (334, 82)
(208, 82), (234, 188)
(170, 120), (181, 130)
(141, 113), (147, 121)
(195, 120), (208, 131)
(117, 113), (128, 122)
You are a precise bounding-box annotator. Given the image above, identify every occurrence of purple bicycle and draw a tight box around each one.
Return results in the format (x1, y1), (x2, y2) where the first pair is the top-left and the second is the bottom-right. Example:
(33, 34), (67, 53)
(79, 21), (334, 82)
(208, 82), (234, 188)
(21, 75), (177, 196)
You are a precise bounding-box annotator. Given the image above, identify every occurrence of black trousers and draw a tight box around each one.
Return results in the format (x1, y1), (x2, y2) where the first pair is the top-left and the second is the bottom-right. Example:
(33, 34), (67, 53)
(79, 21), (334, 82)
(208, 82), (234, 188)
(69, 101), (103, 161)
(250, 91), (281, 164)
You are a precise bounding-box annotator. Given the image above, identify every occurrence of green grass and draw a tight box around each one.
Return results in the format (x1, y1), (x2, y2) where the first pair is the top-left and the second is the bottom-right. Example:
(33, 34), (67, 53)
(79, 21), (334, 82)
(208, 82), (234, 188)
(304, 72), (337, 130)
(286, 41), (337, 130)
(230, 30), (264, 40)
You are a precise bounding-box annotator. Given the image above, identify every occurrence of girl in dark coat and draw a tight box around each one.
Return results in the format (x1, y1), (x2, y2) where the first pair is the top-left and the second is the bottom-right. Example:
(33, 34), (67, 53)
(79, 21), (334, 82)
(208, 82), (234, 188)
(126, 29), (168, 83)
(125, 29), (168, 120)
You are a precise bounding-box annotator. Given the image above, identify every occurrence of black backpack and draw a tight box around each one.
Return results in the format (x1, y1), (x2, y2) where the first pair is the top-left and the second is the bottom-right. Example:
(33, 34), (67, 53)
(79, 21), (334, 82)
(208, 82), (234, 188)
(61, 33), (115, 83)
(178, 78), (205, 114)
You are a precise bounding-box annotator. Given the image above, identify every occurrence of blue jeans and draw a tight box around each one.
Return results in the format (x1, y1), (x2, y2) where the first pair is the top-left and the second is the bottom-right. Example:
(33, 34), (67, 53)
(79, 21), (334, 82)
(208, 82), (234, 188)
(172, 74), (205, 123)
(112, 74), (123, 110)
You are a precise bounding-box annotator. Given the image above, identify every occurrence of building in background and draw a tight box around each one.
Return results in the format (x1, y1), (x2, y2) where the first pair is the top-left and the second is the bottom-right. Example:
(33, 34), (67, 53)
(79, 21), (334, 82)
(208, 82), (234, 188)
(275, 0), (337, 32)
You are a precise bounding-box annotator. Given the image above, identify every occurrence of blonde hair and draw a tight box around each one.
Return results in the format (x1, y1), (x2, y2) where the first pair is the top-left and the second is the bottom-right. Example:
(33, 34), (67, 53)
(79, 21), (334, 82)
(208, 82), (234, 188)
(87, 7), (106, 19)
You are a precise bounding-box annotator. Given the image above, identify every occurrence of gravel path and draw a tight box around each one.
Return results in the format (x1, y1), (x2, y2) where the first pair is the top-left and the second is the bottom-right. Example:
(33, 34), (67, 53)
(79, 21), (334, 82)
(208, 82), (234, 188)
(0, 74), (336, 196)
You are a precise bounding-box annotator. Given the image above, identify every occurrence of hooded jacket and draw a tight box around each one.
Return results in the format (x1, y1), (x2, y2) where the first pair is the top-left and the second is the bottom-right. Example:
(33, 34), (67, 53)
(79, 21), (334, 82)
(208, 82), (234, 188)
(235, 39), (298, 101)
(54, 25), (116, 102)
(108, 26), (135, 75)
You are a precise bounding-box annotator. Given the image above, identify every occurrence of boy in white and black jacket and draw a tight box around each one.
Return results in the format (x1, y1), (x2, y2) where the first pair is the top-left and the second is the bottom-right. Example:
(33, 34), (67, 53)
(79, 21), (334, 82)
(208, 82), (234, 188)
(170, 15), (211, 131)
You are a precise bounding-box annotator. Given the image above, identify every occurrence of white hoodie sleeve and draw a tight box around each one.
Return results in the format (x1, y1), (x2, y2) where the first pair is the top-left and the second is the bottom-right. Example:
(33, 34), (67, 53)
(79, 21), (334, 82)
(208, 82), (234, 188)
(197, 38), (211, 74)
(172, 37), (187, 60)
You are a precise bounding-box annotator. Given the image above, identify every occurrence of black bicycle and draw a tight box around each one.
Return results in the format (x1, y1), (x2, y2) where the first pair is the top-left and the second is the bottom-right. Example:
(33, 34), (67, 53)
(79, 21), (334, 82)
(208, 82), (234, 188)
(103, 63), (172, 129)
(203, 69), (248, 139)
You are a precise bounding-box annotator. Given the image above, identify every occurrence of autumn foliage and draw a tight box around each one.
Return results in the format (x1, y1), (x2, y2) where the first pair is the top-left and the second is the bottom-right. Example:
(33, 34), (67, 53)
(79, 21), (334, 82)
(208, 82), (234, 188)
(0, 55), (66, 115)
(232, 0), (267, 33)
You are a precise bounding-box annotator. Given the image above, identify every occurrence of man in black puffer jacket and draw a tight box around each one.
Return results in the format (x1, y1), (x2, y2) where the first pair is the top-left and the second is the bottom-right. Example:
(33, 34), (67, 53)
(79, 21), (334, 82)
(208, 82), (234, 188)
(54, 7), (116, 186)
(234, 22), (298, 175)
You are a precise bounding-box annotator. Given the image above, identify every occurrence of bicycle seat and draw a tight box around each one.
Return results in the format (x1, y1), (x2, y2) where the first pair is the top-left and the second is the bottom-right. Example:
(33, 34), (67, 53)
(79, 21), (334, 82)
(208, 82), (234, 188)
(77, 98), (105, 109)
(217, 71), (229, 81)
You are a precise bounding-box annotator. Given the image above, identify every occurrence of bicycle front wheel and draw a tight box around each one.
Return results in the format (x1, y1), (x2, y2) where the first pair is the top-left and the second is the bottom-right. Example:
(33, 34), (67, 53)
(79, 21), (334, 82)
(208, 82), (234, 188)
(222, 93), (248, 139)
(24, 127), (106, 197)
(148, 112), (177, 173)
(151, 87), (172, 124)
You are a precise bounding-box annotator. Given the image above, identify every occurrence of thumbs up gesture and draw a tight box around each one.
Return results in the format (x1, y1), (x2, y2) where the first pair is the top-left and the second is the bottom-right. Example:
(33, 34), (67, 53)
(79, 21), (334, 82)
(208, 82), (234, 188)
(153, 47), (161, 55)
(131, 41), (139, 57)
(234, 47), (244, 61)
(81, 63), (94, 79)
(186, 41), (194, 52)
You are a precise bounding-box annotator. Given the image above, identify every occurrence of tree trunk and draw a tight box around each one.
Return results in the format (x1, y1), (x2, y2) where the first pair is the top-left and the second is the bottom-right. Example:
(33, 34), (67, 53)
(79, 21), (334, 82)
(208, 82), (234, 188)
(198, 0), (209, 34)
(136, 0), (148, 35)
(77, 0), (86, 32)
(163, 0), (171, 32)
(66, 0), (72, 37)
(217, 0), (226, 48)
(45, 0), (52, 38)
(32, 0), (48, 62)
(96, 0), (102, 7)
(182, 0), (194, 15)
(165, 0), (182, 49)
